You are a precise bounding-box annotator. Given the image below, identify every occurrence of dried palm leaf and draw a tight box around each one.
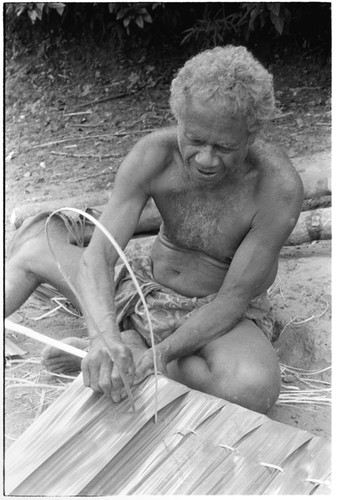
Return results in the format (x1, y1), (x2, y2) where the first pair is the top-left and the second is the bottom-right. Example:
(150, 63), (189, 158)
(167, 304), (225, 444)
(5, 374), (331, 496)
(6, 375), (188, 495)
(5, 338), (27, 358)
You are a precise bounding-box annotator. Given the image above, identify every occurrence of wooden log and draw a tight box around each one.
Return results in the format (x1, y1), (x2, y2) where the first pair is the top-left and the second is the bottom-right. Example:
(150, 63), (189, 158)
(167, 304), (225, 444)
(301, 195), (331, 211)
(10, 193), (161, 234)
(101, 203), (332, 246)
(291, 151), (331, 199)
(285, 207), (331, 246)
(9, 151), (331, 229)
(9, 198), (332, 247)
(10, 190), (112, 229)
(9, 190), (331, 235)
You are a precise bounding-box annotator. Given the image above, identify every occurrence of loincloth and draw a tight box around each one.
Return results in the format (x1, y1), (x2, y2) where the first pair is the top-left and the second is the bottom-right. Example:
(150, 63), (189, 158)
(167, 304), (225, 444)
(115, 240), (276, 346)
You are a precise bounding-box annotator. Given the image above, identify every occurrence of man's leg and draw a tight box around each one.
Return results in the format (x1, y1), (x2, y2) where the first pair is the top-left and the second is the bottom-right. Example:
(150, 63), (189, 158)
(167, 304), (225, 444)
(166, 319), (280, 414)
(5, 213), (85, 316)
(5, 213), (87, 372)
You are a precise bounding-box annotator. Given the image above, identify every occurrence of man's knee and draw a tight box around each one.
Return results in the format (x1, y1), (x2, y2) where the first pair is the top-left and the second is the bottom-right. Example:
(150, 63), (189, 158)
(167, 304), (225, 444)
(7, 213), (49, 258)
(212, 360), (281, 414)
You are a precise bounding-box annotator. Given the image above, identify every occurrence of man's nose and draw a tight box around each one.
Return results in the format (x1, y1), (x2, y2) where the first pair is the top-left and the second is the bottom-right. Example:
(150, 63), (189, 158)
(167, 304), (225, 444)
(195, 146), (220, 167)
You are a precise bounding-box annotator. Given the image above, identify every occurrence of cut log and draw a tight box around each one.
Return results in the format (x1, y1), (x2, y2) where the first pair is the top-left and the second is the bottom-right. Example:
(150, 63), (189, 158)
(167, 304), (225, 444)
(10, 190), (112, 229)
(9, 152), (331, 237)
(9, 199), (332, 247)
(301, 195), (331, 211)
(285, 207), (331, 245)
(291, 151), (331, 199)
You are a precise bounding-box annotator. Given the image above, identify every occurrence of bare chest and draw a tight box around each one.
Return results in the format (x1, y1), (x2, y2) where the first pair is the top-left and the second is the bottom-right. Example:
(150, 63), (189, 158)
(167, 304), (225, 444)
(156, 186), (254, 261)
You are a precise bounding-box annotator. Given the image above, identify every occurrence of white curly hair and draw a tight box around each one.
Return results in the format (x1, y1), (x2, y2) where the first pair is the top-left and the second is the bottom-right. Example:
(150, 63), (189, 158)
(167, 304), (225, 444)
(170, 45), (275, 133)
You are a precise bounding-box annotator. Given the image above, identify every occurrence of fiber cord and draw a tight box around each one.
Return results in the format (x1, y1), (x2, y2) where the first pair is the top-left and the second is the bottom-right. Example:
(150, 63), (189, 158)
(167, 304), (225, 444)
(45, 208), (159, 420)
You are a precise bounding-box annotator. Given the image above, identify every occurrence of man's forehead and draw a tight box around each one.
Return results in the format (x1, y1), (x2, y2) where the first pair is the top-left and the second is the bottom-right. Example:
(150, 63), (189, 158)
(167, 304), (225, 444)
(180, 109), (248, 145)
(183, 97), (247, 126)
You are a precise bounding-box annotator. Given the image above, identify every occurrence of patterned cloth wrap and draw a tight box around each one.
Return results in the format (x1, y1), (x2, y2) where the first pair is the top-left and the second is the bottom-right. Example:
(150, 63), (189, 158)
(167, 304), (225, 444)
(114, 236), (276, 347)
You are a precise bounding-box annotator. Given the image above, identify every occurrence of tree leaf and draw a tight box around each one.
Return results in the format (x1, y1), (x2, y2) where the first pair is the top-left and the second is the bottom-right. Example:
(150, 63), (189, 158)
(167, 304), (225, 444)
(250, 5), (262, 24)
(143, 12), (152, 23)
(136, 16), (144, 29)
(34, 5), (44, 19)
(46, 3), (64, 16)
(248, 5), (261, 31)
(116, 8), (127, 20)
(123, 16), (131, 27)
(28, 10), (37, 23)
(55, 6), (64, 16)
(108, 3), (116, 14)
(269, 2), (280, 16)
(48, 2), (66, 8)
(271, 13), (284, 35)
(16, 6), (28, 16)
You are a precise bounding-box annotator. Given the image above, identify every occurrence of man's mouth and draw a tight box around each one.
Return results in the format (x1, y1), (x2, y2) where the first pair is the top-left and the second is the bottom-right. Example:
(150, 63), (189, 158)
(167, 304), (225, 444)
(196, 167), (218, 177)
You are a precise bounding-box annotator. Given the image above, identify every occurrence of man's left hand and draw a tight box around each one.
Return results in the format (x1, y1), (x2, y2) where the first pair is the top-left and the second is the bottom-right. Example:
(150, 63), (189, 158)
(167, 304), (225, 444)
(111, 347), (168, 403)
(135, 347), (168, 382)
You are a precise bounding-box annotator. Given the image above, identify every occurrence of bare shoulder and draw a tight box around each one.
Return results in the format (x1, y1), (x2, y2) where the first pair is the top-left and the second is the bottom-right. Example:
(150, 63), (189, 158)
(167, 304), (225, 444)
(249, 138), (304, 210)
(114, 126), (179, 193)
(129, 126), (178, 167)
(138, 125), (178, 146)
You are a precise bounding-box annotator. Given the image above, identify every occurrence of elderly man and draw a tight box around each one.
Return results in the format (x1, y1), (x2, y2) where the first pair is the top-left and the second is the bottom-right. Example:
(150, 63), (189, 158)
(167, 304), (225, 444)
(6, 45), (303, 413)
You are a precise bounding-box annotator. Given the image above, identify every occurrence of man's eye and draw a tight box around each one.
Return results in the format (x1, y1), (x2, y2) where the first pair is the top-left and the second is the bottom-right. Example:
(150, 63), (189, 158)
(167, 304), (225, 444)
(191, 139), (203, 145)
(218, 146), (232, 153)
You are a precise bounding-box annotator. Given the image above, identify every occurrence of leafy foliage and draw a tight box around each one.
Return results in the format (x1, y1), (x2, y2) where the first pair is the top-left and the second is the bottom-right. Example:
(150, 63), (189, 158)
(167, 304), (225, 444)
(4, 2), (331, 61)
(180, 2), (303, 49)
(180, 6), (244, 48)
(6, 2), (156, 34)
(6, 3), (65, 24)
(242, 2), (292, 38)
(111, 3), (154, 34)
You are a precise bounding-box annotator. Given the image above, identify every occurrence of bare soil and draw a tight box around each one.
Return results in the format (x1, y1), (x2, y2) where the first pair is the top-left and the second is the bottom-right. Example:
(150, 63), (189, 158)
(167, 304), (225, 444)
(4, 46), (331, 448)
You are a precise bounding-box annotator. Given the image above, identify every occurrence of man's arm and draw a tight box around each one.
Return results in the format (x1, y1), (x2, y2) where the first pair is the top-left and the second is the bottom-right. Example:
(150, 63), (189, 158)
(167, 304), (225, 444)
(76, 133), (167, 398)
(150, 166), (304, 367)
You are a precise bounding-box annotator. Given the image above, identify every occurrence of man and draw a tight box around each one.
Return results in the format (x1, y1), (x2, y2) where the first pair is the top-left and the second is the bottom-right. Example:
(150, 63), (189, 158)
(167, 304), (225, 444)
(6, 45), (303, 414)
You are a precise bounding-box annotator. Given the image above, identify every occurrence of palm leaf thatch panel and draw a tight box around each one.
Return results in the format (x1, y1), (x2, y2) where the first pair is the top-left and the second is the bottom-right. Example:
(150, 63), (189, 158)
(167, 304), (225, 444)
(6, 374), (331, 495)
(6, 375), (188, 495)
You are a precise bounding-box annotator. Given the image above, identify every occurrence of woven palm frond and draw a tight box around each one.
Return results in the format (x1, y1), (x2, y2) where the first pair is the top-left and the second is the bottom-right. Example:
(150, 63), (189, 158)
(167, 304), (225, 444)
(5, 373), (331, 496)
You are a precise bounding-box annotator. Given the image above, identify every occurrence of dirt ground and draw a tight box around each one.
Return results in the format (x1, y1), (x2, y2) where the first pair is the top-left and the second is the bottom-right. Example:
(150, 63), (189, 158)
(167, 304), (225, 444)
(4, 46), (331, 448)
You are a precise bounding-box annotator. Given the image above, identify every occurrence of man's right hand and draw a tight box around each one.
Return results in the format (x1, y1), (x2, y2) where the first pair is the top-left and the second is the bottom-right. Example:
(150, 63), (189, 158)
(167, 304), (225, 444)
(81, 339), (135, 402)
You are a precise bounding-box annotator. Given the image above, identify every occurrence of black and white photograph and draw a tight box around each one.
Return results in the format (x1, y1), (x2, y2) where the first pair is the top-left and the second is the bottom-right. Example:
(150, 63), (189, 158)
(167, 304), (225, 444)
(4, 1), (331, 495)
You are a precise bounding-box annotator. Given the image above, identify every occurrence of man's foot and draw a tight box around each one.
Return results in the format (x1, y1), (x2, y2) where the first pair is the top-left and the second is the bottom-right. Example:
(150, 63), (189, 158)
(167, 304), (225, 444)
(41, 330), (149, 375)
(41, 337), (89, 373)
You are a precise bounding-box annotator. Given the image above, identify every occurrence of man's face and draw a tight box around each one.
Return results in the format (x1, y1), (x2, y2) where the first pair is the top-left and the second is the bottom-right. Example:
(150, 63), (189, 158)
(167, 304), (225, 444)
(177, 97), (251, 184)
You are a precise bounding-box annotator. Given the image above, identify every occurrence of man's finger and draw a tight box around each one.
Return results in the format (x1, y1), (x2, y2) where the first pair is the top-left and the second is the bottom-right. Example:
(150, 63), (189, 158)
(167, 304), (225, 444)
(111, 362), (124, 391)
(82, 350), (110, 394)
(111, 390), (122, 403)
(98, 356), (114, 396)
